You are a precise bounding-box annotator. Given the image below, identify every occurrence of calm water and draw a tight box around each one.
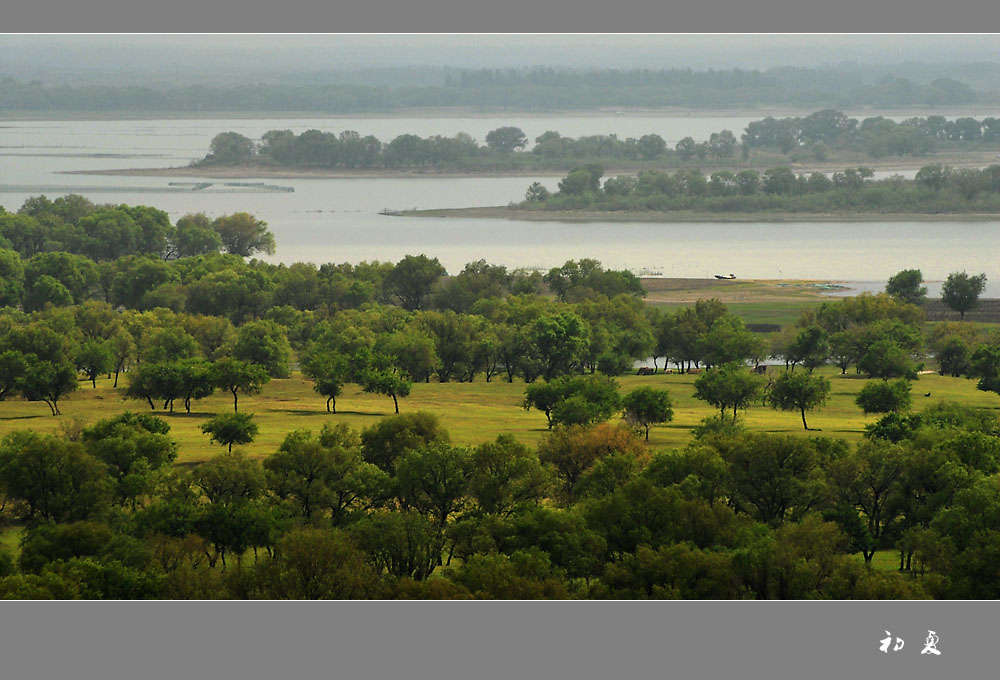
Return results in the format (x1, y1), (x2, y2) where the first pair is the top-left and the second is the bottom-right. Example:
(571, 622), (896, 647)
(1, 116), (998, 293)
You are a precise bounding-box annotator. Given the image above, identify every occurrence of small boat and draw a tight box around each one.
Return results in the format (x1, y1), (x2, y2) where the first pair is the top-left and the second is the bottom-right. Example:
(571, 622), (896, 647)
(714, 274), (736, 280)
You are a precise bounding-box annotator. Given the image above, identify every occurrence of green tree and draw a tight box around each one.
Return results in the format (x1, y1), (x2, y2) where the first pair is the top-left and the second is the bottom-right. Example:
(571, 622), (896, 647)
(81, 413), (178, 507)
(396, 442), (472, 532)
(467, 434), (551, 516)
(201, 412), (259, 452)
(941, 271), (987, 320)
(23, 274), (74, 312)
(300, 348), (351, 413)
(885, 269), (927, 306)
(384, 254), (446, 311)
(857, 339), (918, 380)
(0, 431), (112, 523)
(712, 433), (827, 526)
(213, 212), (275, 257)
(523, 374), (621, 429)
(855, 378), (913, 414)
(172, 213), (222, 258)
(621, 387), (674, 441)
(828, 440), (906, 562)
(765, 370), (832, 430)
(485, 126), (528, 153)
(354, 349), (412, 414)
(205, 131), (256, 164)
(16, 359), (78, 415)
(969, 343), (1000, 396)
(74, 338), (115, 388)
(693, 362), (767, 423)
(0, 350), (29, 402)
(359, 411), (450, 474)
(0, 248), (25, 308)
(231, 319), (292, 378)
(212, 357), (269, 412)
(264, 425), (389, 524)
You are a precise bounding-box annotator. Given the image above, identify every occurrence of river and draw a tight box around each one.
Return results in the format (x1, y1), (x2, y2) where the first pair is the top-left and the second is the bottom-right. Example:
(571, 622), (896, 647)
(1, 115), (997, 294)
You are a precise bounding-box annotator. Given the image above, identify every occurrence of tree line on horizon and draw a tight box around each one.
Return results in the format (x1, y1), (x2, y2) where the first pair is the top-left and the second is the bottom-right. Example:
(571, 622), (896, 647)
(193, 111), (1000, 173)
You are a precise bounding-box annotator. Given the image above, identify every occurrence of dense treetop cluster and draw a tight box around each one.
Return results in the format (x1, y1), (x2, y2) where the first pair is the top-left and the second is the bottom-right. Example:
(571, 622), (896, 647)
(2, 196), (1000, 599)
(195, 111), (1000, 174)
(520, 162), (1000, 214)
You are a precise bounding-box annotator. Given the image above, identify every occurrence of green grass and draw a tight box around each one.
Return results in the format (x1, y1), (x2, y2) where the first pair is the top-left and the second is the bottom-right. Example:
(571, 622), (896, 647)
(646, 300), (821, 327)
(0, 525), (24, 561)
(1, 367), (997, 465)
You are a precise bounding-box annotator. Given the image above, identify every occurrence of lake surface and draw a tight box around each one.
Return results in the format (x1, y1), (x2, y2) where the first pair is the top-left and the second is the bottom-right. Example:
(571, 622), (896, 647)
(1, 116), (998, 294)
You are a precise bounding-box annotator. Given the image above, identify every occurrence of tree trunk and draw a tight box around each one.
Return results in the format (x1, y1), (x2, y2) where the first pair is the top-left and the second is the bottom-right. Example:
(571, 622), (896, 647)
(801, 408), (809, 430)
(232, 389), (239, 412)
(392, 393), (399, 414)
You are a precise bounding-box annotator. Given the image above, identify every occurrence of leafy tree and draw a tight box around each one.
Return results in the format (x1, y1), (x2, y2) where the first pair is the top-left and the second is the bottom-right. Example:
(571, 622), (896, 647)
(697, 314), (766, 368)
(212, 212), (275, 257)
(855, 378), (912, 414)
(485, 126), (528, 153)
(81, 413), (178, 507)
(857, 339), (919, 381)
(537, 422), (645, 492)
(354, 349), (412, 414)
(360, 411), (450, 474)
(23, 274), (74, 312)
(201, 412), (259, 452)
(941, 271), (987, 320)
(0, 248), (25, 308)
(0, 350), (29, 402)
(828, 440), (906, 562)
(253, 527), (379, 599)
(467, 434), (551, 516)
(711, 433), (827, 526)
(16, 360), (78, 415)
(300, 348), (351, 413)
(205, 131), (256, 164)
(885, 269), (927, 305)
(621, 387), (674, 441)
(0, 431), (112, 523)
(212, 357), (269, 412)
(384, 254), (446, 311)
(264, 425), (389, 524)
(969, 343), (1000, 396)
(693, 362), (767, 423)
(172, 213), (222, 257)
(395, 442), (472, 531)
(231, 319), (292, 378)
(75, 338), (115, 388)
(523, 374), (621, 429)
(349, 510), (441, 581)
(527, 311), (590, 380)
(191, 450), (267, 506)
(765, 370), (831, 430)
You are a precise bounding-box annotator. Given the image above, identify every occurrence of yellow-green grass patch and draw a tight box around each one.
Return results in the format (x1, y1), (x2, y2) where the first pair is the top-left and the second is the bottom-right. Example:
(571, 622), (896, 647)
(0, 368), (997, 465)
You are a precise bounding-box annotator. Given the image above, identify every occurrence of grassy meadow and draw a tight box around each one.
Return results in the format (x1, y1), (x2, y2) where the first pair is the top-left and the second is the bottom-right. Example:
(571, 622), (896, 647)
(1, 366), (997, 466)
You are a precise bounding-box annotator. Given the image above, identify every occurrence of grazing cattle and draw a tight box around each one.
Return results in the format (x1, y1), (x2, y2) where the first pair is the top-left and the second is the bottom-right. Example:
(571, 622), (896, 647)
(753, 365), (767, 375)
(686, 368), (701, 375)
(636, 367), (656, 376)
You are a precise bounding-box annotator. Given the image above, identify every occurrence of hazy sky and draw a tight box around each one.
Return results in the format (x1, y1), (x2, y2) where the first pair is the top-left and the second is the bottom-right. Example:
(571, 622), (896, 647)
(3, 34), (1000, 82)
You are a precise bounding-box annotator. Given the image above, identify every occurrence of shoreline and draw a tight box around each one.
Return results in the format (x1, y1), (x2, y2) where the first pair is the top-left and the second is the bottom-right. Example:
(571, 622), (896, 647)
(60, 148), (1000, 181)
(394, 206), (1000, 223)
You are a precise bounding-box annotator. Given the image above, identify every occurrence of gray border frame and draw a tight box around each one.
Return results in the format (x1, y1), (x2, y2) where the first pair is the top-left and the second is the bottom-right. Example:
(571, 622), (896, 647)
(2, 0), (999, 677)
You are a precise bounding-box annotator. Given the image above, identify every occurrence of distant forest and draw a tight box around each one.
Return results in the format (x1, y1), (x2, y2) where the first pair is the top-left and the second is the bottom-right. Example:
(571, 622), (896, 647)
(193, 111), (1000, 174)
(1, 64), (996, 113)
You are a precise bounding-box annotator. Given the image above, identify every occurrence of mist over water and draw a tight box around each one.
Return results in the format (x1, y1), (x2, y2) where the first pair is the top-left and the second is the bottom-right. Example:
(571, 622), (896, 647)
(1, 117), (998, 294)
